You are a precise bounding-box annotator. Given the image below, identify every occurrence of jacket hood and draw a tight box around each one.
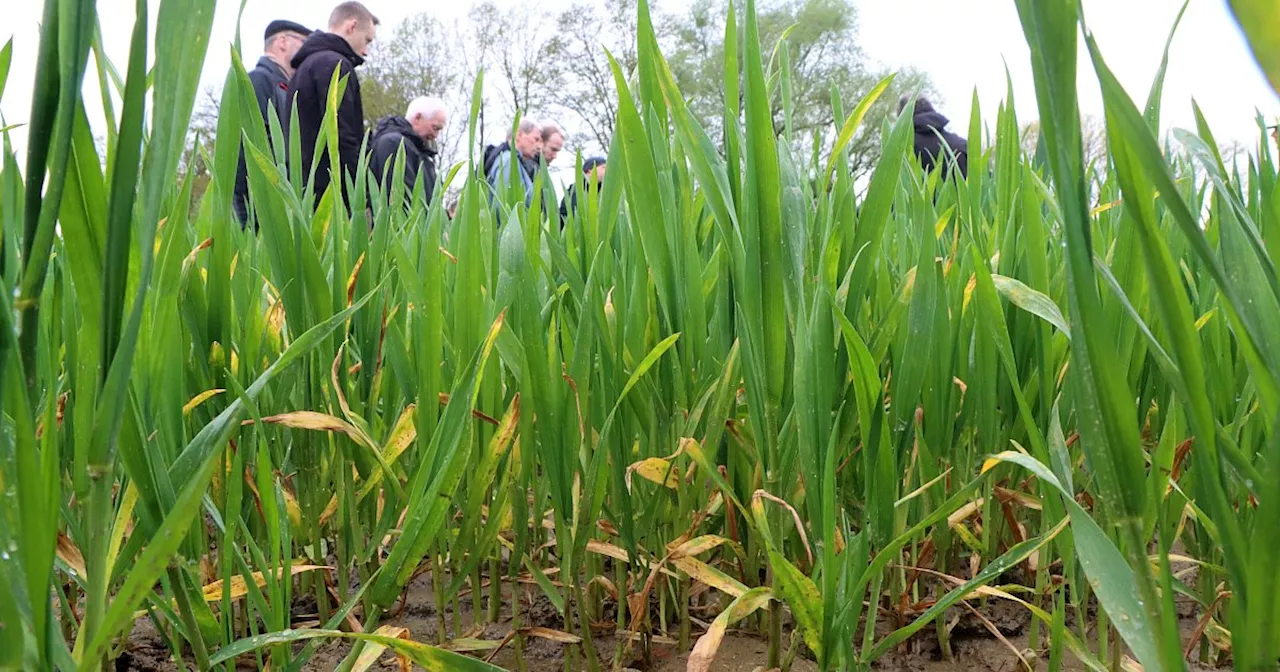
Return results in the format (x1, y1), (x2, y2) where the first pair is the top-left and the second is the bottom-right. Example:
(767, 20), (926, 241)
(483, 142), (509, 175)
(376, 115), (414, 137)
(913, 109), (951, 132)
(292, 31), (364, 69)
(375, 116), (430, 154)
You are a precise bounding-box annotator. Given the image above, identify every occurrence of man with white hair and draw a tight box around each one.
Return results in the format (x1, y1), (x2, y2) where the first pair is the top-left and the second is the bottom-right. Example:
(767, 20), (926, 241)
(369, 96), (448, 206)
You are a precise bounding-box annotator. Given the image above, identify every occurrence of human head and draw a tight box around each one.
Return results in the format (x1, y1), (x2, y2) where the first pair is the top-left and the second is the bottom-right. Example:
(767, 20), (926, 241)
(263, 20), (310, 73)
(897, 93), (933, 116)
(329, 2), (380, 58)
(512, 119), (543, 161)
(583, 156), (607, 184)
(406, 97), (448, 142)
(540, 123), (565, 164)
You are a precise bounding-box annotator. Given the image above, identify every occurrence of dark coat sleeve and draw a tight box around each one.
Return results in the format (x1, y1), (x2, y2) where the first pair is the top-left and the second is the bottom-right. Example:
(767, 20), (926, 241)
(944, 131), (969, 179)
(248, 67), (274, 125)
(401, 145), (421, 200)
(236, 67), (274, 228)
(309, 55), (365, 190)
(914, 129), (942, 174)
(914, 127), (969, 180)
(420, 155), (437, 206)
(335, 65), (365, 185)
(370, 136), (430, 206)
(559, 185), (577, 224)
(396, 143), (422, 202)
(369, 135), (394, 188)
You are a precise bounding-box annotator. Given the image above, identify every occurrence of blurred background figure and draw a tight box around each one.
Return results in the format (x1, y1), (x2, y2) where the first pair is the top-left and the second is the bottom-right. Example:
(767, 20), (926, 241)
(900, 94), (968, 180)
(560, 156), (605, 225)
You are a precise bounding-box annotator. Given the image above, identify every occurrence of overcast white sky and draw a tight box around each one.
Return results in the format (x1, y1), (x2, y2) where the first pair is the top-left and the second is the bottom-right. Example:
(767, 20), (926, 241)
(1, 0), (1277, 167)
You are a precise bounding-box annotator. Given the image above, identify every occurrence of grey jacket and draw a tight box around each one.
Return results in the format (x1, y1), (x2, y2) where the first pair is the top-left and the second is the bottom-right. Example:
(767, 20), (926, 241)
(486, 147), (537, 206)
(248, 56), (290, 128)
(234, 56), (291, 226)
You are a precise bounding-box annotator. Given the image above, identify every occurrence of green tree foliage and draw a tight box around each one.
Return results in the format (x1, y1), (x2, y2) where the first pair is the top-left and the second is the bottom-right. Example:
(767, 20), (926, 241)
(661, 0), (935, 177)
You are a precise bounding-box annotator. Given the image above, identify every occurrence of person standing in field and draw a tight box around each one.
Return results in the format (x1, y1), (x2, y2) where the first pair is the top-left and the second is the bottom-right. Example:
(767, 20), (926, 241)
(560, 156), (606, 225)
(900, 94), (969, 181)
(369, 96), (448, 208)
(484, 119), (543, 205)
(232, 19), (311, 226)
(287, 2), (380, 210)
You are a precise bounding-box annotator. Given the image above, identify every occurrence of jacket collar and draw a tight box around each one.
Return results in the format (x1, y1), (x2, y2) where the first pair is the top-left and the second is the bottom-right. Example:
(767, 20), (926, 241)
(292, 31), (365, 69)
(255, 56), (288, 79)
(376, 116), (432, 155)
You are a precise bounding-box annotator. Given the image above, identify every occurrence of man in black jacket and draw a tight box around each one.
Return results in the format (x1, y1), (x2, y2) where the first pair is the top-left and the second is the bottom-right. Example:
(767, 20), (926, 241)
(369, 96), (448, 207)
(287, 2), (379, 210)
(560, 156), (606, 225)
(232, 19), (310, 226)
(900, 94), (969, 181)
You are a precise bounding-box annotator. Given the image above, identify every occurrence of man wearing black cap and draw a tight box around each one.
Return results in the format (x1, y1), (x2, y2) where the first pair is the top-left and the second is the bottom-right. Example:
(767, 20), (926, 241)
(233, 19), (311, 226)
(251, 21), (311, 125)
(559, 156), (606, 226)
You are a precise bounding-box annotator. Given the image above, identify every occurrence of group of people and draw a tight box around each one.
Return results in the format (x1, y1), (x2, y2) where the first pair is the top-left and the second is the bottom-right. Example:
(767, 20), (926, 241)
(232, 1), (606, 228)
(232, 2), (379, 223)
(479, 119), (606, 219)
(232, 2), (963, 229)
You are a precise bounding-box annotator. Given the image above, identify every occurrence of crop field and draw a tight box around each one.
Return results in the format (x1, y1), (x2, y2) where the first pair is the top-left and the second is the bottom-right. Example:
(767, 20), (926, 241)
(1, 0), (1279, 670)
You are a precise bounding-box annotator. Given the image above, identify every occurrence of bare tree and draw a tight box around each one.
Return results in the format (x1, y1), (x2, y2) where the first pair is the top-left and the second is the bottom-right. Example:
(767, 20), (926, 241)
(362, 13), (475, 165)
(553, 0), (640, 153)
(181, 86), (222, 209)
(466, 1), (567, 127)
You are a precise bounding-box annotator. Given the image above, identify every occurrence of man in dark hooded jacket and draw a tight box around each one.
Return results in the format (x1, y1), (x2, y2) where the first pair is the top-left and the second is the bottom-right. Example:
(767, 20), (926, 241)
(369, 97), (448, 207)
(287, 2), (379, 210)
(900, 95), (968, 180)
(560, 156), (606, 225)
(232, 19), (310, 226)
